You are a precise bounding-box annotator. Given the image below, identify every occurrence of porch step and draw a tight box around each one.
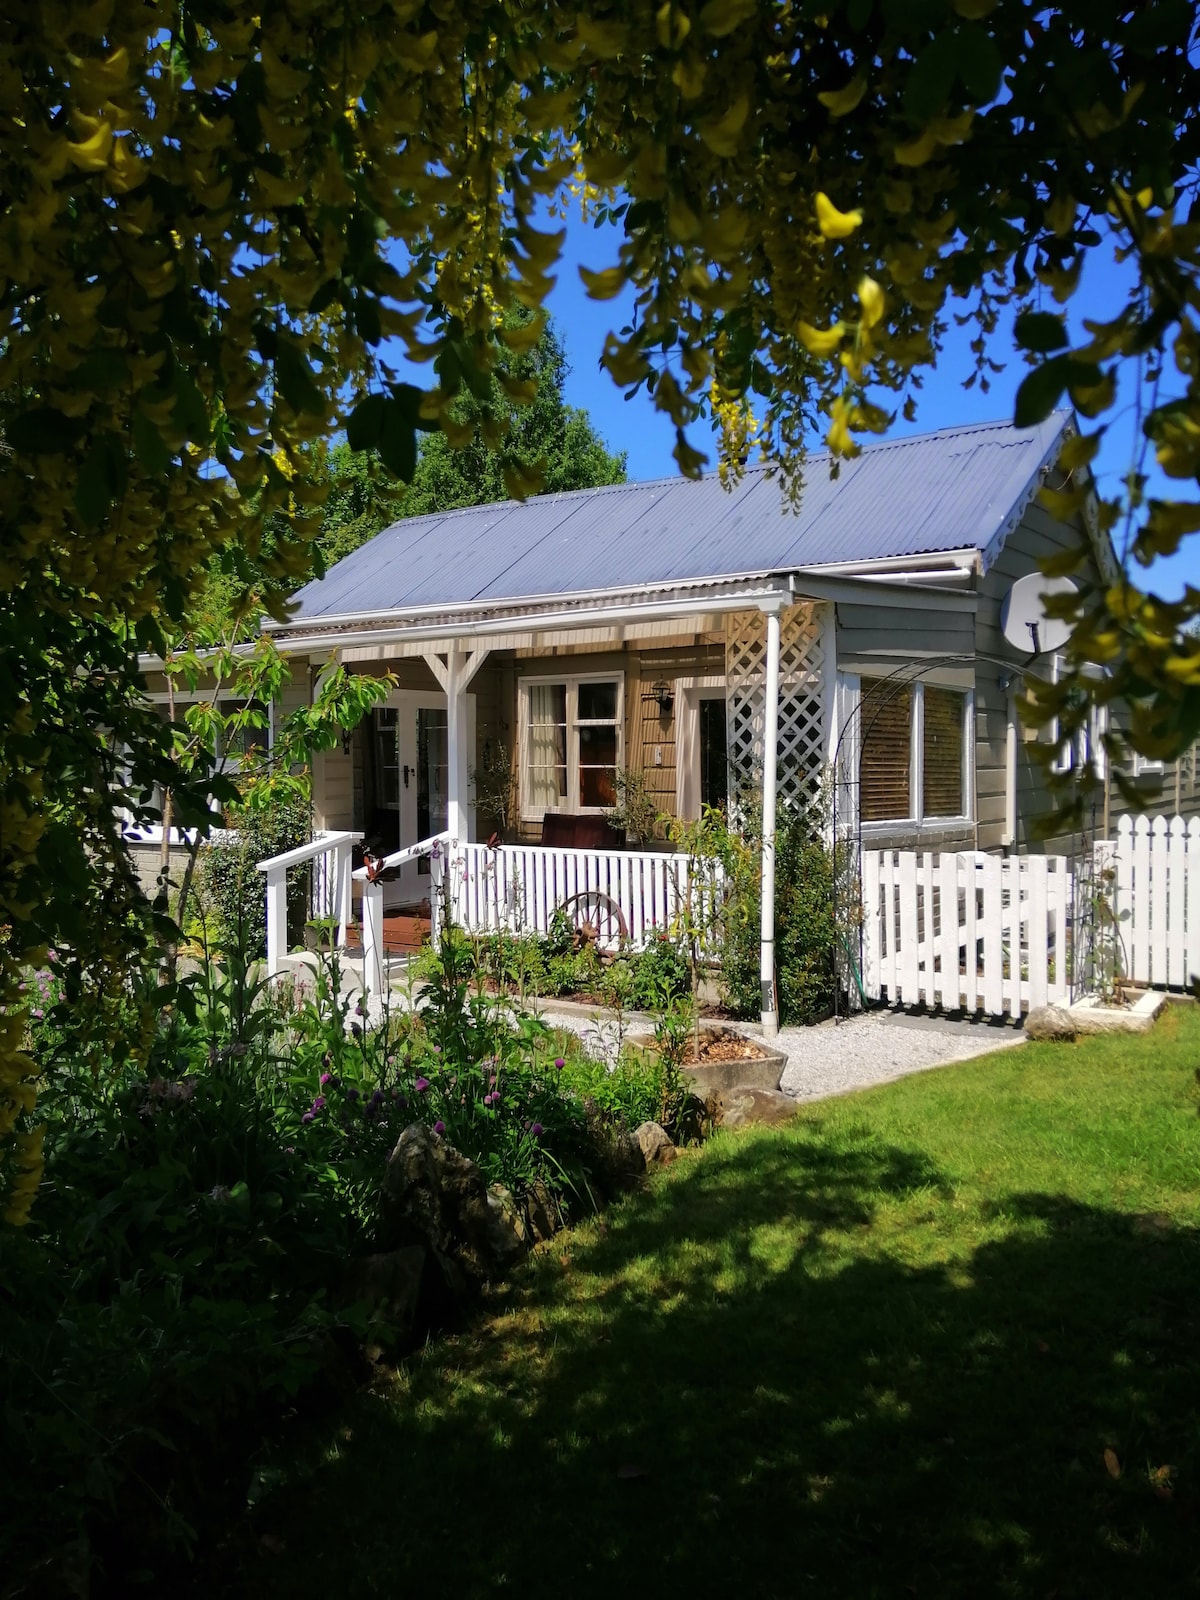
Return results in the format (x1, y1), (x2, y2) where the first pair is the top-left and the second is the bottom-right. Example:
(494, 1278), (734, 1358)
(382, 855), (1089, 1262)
(345, 910), (431, 955)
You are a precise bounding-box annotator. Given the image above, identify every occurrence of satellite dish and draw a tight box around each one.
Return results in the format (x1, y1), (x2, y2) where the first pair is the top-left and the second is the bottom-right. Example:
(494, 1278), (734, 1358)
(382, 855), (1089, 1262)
(1000, 573), (1078, 655)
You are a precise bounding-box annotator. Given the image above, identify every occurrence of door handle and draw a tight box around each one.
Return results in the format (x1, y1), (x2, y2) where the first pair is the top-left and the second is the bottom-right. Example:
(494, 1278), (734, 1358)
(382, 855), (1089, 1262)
(403, 764), (411, 788)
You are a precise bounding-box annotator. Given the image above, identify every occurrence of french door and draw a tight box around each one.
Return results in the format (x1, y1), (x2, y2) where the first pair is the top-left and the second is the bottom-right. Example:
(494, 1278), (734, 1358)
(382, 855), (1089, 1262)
(373, 691), (474, 905)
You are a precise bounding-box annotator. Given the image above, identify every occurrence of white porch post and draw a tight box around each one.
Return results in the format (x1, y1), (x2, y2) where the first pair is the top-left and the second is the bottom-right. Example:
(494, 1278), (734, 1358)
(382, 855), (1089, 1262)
(439, 641), (489, 845)
(760, 603), (782, 1036)
(264, 866), (287, 979)
(361, 878), (385, 998)
(446, 642), (468, 843)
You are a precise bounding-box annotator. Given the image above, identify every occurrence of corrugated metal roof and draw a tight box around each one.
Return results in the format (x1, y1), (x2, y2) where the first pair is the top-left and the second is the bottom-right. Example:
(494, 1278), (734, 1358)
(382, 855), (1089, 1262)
(289, 411), (1069, 622)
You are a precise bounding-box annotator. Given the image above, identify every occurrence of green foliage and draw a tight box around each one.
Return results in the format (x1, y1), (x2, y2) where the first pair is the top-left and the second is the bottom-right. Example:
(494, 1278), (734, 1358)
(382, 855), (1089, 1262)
(604, 767), (665, 845)
(193, 314), (627, 637)
(9, 917), (695, 1587)
(467, 918), (690, 1012)
(469, 738), (519, 840)
(200, 791), (312, 958)
(396, 313), (627, 519)
(722, 798), (839, 1026)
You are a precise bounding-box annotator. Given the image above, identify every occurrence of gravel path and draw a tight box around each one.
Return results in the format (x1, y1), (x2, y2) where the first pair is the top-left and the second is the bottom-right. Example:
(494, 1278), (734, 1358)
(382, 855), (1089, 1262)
(774, 1011), (1024, 1101)
(538, 1003), (1025, 1104)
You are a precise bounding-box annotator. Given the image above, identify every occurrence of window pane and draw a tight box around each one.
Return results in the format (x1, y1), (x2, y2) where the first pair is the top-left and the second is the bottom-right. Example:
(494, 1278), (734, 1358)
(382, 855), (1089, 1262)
(699, 697), (728, 811)
(373, 708), (400, 811)
(860, 678), (911, 822)
(527, 683), (567, 811)
(578, 681), (617, 721)
(417, 708), (448, 866)
(579, 724), (617, 807)
(923, 686), (964, 817)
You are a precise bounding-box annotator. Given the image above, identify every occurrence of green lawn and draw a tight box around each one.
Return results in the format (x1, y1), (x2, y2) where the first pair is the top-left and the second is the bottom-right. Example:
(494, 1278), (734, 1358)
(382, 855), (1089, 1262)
(222, 1009), (1200, 1599)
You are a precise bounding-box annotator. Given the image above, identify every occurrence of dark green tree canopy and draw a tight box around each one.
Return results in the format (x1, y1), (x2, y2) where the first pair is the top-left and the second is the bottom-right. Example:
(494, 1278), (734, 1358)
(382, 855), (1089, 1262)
(193, 316), (625, 634)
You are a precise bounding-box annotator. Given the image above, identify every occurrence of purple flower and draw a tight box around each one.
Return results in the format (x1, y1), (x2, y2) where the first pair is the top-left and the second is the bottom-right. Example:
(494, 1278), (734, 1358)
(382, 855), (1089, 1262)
(312, 1095), (326, 1112)
(554, 1057), (565, 1072)
(531, 1123), (544, 1137)
(414, 1077), (430, 1094)
(432, 1045), (441, 1054)
(301, 1112), (315, 1125)
(433, 1120), (446, 1135)
(369, 1089), (384, 1108)
(320, 1072), (332, 1086)
(31, 1008), (43, 1020)
(346, 1087), (359, 1102)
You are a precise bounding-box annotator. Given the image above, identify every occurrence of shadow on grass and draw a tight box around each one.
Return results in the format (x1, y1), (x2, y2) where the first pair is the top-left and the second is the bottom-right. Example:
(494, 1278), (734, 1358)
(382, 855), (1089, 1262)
(214, 1128), (1200, 1600)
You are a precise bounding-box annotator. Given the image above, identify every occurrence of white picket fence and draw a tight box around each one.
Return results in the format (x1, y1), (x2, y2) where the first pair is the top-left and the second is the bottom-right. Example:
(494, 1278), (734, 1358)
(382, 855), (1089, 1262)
(861, 849), (1074, 1016)
(1104, 814), (1200, 989)
(449, 840), (726, 954)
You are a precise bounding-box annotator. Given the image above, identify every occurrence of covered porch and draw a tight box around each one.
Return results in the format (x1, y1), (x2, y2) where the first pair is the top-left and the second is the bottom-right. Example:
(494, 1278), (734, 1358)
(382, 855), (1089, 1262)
(264, 573), (839, 1032)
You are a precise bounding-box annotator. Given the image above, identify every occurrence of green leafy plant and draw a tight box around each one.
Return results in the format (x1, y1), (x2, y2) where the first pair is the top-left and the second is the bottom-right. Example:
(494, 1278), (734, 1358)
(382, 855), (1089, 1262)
(721, 794), (842, 1027)
(605, 767), (664, 846)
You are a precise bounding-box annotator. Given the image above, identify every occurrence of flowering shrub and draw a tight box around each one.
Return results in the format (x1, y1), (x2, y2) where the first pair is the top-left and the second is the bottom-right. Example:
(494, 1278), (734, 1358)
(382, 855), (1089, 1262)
(4, 920), (676, 1589)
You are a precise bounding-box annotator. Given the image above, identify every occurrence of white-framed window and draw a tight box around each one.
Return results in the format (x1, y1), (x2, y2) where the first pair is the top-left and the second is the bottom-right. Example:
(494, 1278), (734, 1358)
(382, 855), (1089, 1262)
(519, 674), (623, 820)
(1046, 654), (1109, 777)
(857, 675), (973, 828)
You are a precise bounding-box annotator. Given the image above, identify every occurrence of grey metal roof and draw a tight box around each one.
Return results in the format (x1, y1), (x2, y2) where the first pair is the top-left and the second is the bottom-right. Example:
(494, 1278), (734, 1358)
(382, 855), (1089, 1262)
(288, 412), (1069, 623)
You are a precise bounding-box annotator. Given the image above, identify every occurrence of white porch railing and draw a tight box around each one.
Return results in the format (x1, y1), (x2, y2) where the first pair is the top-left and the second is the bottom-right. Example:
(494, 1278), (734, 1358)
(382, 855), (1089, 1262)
(449, 840), (726, 955)
(257, 830), (361, 976)
(353, 832), (452, 997)
(861, 849), (1073, 1016)
(1102, 814), (1200, 989)
(349, 833), (727, 998)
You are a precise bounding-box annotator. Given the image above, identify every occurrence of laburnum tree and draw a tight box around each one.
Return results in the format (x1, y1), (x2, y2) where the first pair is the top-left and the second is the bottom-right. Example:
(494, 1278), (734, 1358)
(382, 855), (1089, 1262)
(2, 0), (1200, 1216)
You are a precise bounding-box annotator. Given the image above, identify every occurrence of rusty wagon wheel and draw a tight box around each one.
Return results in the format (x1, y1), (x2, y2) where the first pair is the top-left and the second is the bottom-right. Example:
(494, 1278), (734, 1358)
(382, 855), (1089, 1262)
(559, 889), (629, 951)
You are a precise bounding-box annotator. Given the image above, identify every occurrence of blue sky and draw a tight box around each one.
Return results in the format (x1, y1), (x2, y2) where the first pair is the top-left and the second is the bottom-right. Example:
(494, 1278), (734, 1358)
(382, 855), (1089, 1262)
(537, 211), (1200, 602)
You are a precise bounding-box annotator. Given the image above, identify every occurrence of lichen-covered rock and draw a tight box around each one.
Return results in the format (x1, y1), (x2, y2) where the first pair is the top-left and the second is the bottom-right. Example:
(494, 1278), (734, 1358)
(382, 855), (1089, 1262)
(592, 1128), (647, 1197)
(523, 1178), (561, 1242)
(714, 1087), (801, 1131)
(634, 1120), (677, 1165)
(1025, 1003), (1077, 1042)
(340, 1246), (426, 1351)
(378, 1124), (526, 1296)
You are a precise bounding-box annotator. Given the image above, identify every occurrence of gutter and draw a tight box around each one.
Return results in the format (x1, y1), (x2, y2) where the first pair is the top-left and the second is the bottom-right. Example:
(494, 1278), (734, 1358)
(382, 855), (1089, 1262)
(267, 580), (798, 657)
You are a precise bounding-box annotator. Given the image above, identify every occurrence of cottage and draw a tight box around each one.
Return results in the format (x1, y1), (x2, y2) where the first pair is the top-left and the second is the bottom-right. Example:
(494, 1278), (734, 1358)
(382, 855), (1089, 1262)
(131, 411), (1199, 1028)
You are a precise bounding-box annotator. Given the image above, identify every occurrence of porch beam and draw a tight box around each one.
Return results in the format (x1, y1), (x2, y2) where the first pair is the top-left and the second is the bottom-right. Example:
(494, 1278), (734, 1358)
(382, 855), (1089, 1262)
(760, 600), (783, 1037)
(417, 648), (450, 692)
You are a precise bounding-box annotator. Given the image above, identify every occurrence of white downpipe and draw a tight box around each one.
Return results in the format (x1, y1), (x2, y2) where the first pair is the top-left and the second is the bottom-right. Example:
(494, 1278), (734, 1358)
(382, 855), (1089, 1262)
(760, 604), (782, 1036)
(1003, 691), (1018, 848)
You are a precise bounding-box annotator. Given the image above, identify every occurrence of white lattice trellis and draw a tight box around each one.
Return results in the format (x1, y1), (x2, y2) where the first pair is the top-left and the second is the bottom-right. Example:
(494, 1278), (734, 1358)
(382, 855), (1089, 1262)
(725, 603), (829, 802)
